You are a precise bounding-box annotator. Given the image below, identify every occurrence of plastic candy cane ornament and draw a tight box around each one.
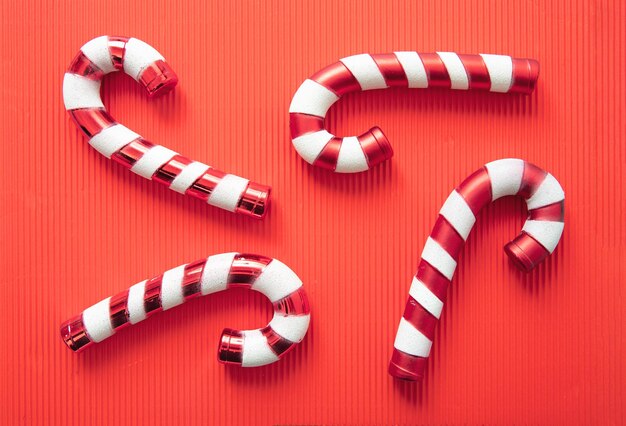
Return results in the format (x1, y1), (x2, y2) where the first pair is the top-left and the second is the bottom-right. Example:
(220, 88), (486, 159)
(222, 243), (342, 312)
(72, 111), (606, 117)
(290, 53), (539, 172)
(61, 253), (310, 367)
(63, 36), (269, 218)
(389, 159), (564, 381)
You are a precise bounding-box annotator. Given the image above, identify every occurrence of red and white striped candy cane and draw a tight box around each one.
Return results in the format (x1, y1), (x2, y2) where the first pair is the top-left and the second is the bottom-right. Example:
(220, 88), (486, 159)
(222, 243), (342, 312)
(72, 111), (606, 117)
(61, 253), (310, 367)
(389, 159), (564, 381)
(290, 53), (539, 172)
(63, 36), (270, 218)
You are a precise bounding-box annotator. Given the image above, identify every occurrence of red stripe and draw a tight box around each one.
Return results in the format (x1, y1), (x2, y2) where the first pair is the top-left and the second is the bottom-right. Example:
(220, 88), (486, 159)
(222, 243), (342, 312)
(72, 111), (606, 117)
(289, 113), (325, 139)
(529, 201), (565, 221)
(111, 138), (155, 169)
(357, 127), (393, 168)
(218, 329), (244, 364)
(261, 326), (295, 356)
(430, 216), (465, 260)
(518, 162), (547, 199)
(509, 58), (540, 94)
(273, 287), (310, 316)
(68, 51), (104, 79)
(402, 296), (438, 341)
(371, 53), (408, 87)
(185, 168), (224, 202)
(389, 349), (428, 381)
(415, 260), (450, 302)
(107, 36), (127, 70)
(418, 53), (451, 88)
(137, 60), (178, 98)
(109, 289), (130, 330)
(227, 254), (273, 287)
(504, 232), (551, 271)
(310, 61), (361, 96)
(456, 167), (493, 214)
(68, 108), (115, 138)
(182, 260), (205, 299)
(152, 155), (192, 186)
(312, 137), (342, 171)
(457, 54), (491, 91)
(143, 276), (163, 316)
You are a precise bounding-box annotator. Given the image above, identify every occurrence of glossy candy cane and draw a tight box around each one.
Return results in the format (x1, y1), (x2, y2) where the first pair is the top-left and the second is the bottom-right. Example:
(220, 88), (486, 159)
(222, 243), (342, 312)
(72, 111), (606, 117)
(389, 159), (564, 381)
(290, 53), (539, 173)
(63, 36), (269, 218)
(61, 253), (310, 367)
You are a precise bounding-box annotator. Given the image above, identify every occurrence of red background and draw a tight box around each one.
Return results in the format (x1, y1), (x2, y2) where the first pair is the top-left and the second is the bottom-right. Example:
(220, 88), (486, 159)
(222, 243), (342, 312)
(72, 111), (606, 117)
(1, 0), (624, 424)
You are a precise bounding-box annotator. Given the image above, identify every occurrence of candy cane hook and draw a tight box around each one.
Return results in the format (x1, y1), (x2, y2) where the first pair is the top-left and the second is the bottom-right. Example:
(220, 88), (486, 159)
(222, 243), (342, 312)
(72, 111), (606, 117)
(389, 159), (564, 381)
(63, 36), (270, 218)
(61, 253), (310, 367)
(290, 53), (539, 172)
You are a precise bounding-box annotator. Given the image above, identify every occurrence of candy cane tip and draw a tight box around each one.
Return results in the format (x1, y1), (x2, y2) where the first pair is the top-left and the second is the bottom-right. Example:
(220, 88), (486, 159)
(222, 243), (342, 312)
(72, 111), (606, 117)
(60, 314), (93, 353)
(237, 183), (271, 219)
(364, 126), (394, 168)
(138, 60), (178, 98)
(388, 349), (426, 381)
(509, 58), (540, 95)
(217, 328), (244, 365)
(503, 232), (550, 272)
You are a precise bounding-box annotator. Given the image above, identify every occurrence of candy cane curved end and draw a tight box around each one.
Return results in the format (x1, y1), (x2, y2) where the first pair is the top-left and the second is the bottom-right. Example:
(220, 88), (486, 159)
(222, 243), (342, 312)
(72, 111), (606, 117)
(389, 159), (564, 381)
(290, 53), (539, 173)
(60, 253), (310, 367)
(63, 36), (270, 218)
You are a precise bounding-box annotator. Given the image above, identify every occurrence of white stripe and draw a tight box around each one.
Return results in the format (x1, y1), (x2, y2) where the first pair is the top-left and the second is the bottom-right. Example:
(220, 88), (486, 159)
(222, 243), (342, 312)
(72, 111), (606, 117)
(288, 79), (339, 117)
(130, 145), (177, 179)
(439, 190), (476, 240)
(526, 173), (565, 210)
(268, 313), (311, 343)
(123, 38), (165, 80)
(522, 220), (564, 253)
(393, 317), (433, 357)
(242, 329), (279, 367)
(421, 237), (457, 281)
(82, 297), (114, 342)
(169, 161), (210, 194)
(80, 36), (116, 74)
(394, 51), (428, 88)
(480, 54), (513, 92)
(409, 277), (444, 319)
(437, 52), (469, 90)
(63, 73), (104, 110)
(292, 130), (334, 165)
(88, 124), (141, 158)
(335, 136), (369, 173)
(252, 259), (303, 303)
(340, 54), (388, 90)
(201, 252), (237, 295)
(127, 280), (147, 324)
(485, 158), (524, 200)
(161, 265), (186, 310)
(207, 174), (249, 212)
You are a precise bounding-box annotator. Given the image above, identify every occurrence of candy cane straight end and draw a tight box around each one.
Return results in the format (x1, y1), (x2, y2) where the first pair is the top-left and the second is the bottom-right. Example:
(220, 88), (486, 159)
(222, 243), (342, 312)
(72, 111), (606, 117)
(290, 53), (539, 173)
(61, 314), (92, 352)
(389, 159), (564, 381)
(237, 182), (271, 219)
(61, 254), (310, 367)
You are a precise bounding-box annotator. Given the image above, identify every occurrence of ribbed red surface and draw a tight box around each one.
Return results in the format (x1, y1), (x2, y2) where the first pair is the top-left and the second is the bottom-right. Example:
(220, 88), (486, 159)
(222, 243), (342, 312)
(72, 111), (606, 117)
(0, 0), (624, 424)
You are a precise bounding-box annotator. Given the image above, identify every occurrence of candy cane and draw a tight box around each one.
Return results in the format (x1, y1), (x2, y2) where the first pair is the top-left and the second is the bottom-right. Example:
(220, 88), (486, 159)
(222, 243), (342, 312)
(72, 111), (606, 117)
(290, 53), (539, 172)
(389, 159), (564, 381)
(60, 253), (310, 367)
(63, 36), (270, 218)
